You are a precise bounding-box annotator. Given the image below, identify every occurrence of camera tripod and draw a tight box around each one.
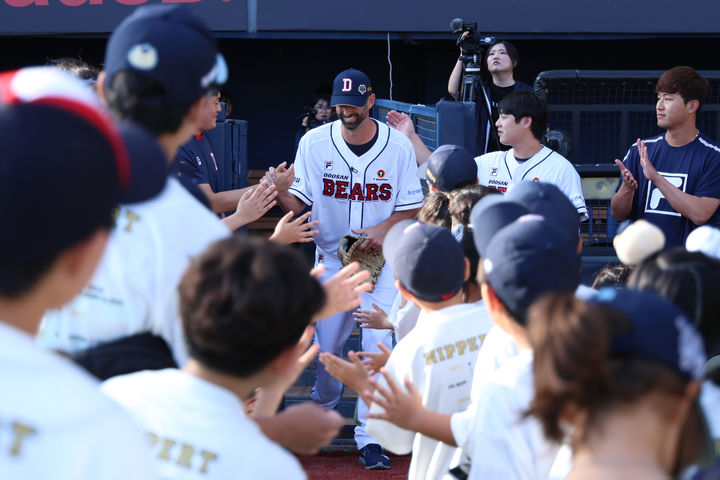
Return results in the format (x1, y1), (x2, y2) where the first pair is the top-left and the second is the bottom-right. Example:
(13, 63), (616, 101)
(460, 53), (502, 152)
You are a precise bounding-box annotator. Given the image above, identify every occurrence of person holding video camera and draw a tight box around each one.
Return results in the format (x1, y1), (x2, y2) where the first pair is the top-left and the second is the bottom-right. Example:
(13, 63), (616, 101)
(294, 88), (336, 152)
(448, 37), (532, 154)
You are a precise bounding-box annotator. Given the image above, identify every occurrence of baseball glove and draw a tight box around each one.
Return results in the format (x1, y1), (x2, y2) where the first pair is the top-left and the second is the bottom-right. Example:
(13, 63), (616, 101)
(337, 235), (385, 287)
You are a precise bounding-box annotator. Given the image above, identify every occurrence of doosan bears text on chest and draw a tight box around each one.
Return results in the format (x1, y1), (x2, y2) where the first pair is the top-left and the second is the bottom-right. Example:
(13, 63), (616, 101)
(322, 179), (392, 201)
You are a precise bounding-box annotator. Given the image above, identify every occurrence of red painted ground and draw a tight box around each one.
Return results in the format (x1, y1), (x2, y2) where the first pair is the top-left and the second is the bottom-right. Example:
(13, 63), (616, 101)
(297, 451), (411, 479)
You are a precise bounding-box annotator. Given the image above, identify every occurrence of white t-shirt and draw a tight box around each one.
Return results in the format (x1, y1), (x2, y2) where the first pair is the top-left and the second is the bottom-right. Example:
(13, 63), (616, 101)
(38, 178), (229, 365)
(387, 291), (421, 342)
(463, 350), (560, 480)
(475, 146), (588, 220)
(102, 369), (306, 480)
(0, 322), (155, 479)
(367, 303), (493, 480)
(450, 324), (518, 451)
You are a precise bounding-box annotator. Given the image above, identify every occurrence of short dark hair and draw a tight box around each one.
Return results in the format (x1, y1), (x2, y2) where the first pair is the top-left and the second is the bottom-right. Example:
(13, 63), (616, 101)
(179, 236), (326, 378)
(656, 66), (709, 109)
(0, 256), (63, 298)
(498, 91), (547, 141)
(629, 248), (720, 355)
(104, 70), (196, 137)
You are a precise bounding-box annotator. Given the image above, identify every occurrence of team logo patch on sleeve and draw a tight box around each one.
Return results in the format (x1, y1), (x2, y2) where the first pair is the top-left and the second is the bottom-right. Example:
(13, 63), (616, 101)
(645, 172), (687, 217)
(325, 161), (333, 170)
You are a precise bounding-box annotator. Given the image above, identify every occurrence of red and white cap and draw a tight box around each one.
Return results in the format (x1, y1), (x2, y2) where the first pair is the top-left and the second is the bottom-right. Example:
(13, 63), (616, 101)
(0, 67), (167, 267)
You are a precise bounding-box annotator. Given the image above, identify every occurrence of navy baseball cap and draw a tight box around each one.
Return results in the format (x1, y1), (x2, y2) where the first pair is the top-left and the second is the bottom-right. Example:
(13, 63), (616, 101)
(482, 216), (581, 321)
(590, 288), (706, 381)
(105, 5), (228, 106)
(330, 69), (373, 108)
(506, 181), (580, 243)
(384, 220), (465, 302)
(418, 144), (478, 193)
(0, 67), (166, 268)
(470, 180), (580, 256)
(470, 195), (530, 256)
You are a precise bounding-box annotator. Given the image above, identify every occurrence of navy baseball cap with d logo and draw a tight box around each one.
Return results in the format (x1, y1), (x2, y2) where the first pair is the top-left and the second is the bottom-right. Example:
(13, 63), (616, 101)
(331, 68), (373, 108)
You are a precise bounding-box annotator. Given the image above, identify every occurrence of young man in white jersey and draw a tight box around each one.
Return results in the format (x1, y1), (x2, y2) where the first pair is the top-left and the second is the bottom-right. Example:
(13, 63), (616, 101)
(0, 67), (165, 479)
(475, 90), (587, 220)
(103, 236), (332, 479)
(276, 68), (424, 468)
(611, 66), (720, 248)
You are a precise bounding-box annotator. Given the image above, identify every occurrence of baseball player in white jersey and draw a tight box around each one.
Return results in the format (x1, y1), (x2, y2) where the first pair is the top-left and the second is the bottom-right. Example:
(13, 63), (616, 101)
(276, 68), (423, 468)
(474, 91), (588, 220)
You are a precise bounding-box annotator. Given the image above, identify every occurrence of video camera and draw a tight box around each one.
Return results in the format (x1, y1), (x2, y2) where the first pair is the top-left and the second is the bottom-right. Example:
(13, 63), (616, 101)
(451, 18), (495, 70)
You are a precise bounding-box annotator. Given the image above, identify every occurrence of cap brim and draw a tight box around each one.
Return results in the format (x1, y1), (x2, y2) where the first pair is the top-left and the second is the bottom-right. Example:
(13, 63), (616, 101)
(330, 95), (367, 108)
(116, 122), (168, 204)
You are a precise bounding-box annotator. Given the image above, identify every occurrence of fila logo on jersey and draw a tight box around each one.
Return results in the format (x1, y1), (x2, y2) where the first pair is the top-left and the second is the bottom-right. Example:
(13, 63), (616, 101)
(645, 171), (687, 217)
(325, 161), (333, 170)
(322, 179), (392, 201)
(491, 167), (498, 176)
(342, 78), (352, 92)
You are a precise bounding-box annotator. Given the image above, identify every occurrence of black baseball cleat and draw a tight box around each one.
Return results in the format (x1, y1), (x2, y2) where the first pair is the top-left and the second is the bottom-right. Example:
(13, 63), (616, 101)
(358, 443), (391, 470)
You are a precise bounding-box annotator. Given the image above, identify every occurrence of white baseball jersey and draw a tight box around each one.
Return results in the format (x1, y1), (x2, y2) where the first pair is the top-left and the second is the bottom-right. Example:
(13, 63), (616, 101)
(367, 303), (493, 480)
(463, 350), (561, 480)
(475, 146), (588, 220)
(102, 369), (306, 480)
(0, 321), (156, 479)
(38, 177), (229, 366)
(289, 119), (424, 257)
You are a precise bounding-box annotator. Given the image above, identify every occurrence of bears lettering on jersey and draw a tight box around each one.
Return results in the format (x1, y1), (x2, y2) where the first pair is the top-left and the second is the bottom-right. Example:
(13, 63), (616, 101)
(322, 178), (392, 201)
